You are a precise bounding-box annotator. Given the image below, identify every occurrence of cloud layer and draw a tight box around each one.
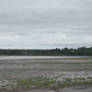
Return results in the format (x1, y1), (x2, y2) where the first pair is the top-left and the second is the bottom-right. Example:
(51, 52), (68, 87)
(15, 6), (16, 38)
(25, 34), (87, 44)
(0, 0), (92, 49)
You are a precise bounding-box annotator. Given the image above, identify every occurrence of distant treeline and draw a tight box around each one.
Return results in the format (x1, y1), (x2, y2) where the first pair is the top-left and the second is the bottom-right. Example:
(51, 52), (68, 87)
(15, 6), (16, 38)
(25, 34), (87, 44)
(0, 47), (92, 56)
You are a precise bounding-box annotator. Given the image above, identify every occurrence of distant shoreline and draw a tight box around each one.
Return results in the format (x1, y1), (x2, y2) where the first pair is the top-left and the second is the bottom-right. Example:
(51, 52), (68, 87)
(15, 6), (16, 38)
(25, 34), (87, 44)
(0, 47), (92, 56)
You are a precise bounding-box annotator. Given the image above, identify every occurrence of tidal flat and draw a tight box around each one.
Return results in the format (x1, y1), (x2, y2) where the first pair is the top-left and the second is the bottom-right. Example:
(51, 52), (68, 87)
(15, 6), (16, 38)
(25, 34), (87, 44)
(0, 56), (92, 92)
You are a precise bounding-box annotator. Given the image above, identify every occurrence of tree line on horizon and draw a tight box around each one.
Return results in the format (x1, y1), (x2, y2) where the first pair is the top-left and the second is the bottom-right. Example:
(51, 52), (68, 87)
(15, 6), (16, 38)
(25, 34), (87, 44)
(0, 47), (92, 56)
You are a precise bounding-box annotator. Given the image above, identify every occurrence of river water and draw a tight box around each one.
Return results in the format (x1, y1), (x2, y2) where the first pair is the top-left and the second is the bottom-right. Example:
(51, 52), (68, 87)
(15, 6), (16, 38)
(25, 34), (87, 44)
(0, 56), (91, 59)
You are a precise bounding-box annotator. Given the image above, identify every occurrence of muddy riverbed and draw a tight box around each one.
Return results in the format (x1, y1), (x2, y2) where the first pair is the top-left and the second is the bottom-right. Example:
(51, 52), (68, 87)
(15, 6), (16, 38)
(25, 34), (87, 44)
(0, 56), (92, 92)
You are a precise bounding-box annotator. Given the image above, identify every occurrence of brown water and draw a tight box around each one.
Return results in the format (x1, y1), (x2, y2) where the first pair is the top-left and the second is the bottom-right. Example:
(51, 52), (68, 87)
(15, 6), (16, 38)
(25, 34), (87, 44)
(0, 56), (91, 60)
(0, 56), (91, 63)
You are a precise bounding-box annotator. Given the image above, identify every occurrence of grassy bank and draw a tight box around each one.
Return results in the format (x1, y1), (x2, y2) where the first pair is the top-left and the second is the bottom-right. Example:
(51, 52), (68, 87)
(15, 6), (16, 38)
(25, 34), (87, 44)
(31, 61), (92, 65)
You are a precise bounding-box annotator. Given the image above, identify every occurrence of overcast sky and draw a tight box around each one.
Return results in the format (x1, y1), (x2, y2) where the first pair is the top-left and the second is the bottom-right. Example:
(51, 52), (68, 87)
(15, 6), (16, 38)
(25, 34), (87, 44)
(0, 0), (92, 49)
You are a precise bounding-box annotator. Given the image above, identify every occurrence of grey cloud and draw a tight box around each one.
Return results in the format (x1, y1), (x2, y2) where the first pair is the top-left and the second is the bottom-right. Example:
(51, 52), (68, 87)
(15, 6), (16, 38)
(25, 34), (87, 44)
(0, 0), (92, 49)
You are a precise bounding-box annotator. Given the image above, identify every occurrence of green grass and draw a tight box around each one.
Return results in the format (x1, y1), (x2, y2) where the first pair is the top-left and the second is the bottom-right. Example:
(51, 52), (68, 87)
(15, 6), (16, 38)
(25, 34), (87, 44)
(17, 77), (56, 88)
(16, 76), (92, 89)
(31, 61), (92, 65)
(0, 76), (92, 91)
(1, 61), (92, 66)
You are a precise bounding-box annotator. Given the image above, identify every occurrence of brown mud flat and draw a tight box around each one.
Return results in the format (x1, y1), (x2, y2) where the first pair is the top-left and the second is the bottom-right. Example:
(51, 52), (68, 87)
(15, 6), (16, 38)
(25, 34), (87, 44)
(0, 56), (92, 92)
(58, 84), (92, 92)
(0, 84), (92, 92)
(0, 64), (92, 80)
(21, 85), (92, 92)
